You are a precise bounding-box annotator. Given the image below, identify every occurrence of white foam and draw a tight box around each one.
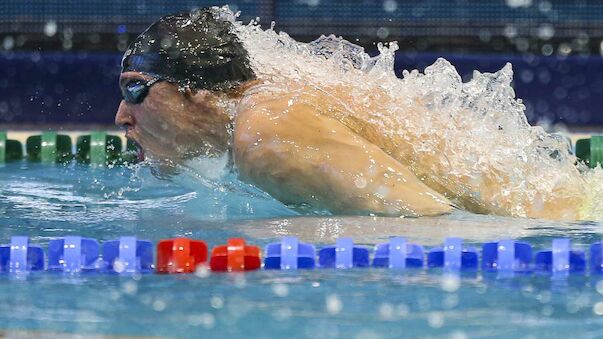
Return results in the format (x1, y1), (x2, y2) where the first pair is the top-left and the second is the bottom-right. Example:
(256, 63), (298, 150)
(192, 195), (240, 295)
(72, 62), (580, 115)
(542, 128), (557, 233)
(213, 6), (601, 220)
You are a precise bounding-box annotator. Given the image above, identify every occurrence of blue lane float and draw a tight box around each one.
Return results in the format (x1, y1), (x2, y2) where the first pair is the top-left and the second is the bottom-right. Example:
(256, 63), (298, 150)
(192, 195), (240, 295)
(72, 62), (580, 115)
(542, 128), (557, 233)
(102, 237), (154, 273)
(482, 240), (532, 272)
(318, 237), (370, 268)
(591, 242), (603, 274)
(0, 236), (44, 273)
(534, 238), (586, 274)
(427, 237), (479, 270)
(264, 236), (316, 270)
(372, 237), (424, 268)
(0, 235), (602, 277)
(48, 236), (103, 272)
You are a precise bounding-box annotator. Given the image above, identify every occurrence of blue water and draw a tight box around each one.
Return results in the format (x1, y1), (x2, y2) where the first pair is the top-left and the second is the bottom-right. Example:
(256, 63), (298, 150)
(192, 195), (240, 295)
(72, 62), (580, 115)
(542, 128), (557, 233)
(0, 162), (602, 338)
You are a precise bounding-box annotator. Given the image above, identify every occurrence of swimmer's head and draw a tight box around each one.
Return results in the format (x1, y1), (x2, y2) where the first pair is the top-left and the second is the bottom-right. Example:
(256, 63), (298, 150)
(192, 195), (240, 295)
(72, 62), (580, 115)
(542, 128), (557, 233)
(121, 7), (255, 91)
(116, 8), (256, 166)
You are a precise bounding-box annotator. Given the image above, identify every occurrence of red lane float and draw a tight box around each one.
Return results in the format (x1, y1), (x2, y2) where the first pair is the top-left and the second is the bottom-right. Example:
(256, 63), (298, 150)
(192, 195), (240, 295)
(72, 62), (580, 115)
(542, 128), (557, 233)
(209, 238), (261, 272)
(156, 237), (208, 274)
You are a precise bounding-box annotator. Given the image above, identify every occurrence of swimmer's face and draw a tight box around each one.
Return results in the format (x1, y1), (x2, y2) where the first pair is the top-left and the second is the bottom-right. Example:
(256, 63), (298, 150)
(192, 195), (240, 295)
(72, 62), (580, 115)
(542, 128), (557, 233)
(115, 71), (232, 164)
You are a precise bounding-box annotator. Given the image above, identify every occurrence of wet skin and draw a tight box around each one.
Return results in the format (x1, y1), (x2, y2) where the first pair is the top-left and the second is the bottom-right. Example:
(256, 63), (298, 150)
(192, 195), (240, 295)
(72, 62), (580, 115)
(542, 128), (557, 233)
(115, 71), (454, 217)
(116, 72), (232, 163)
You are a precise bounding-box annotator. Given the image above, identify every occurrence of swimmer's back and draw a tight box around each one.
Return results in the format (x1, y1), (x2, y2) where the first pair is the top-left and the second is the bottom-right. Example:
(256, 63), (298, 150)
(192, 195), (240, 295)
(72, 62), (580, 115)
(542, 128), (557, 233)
(233, 82), (454, 216)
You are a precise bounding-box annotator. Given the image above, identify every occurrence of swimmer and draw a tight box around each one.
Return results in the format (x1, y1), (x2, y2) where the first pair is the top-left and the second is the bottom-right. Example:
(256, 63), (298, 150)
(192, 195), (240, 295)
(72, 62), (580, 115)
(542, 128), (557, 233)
(115, 8), (583, 220)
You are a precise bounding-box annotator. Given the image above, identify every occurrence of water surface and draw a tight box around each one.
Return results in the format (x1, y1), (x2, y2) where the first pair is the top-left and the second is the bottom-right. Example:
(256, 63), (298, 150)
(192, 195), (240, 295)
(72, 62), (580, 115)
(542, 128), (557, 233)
(0, 163), (602, 338)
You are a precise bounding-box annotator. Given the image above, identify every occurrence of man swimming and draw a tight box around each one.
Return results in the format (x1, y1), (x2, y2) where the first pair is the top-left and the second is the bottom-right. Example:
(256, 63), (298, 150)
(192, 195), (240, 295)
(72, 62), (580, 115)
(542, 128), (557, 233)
(115, 7), (586, 220)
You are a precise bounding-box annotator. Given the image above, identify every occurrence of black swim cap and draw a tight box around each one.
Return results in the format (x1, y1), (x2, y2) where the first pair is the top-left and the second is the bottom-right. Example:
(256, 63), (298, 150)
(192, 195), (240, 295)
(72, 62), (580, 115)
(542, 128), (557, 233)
(121, 7), (255, 91)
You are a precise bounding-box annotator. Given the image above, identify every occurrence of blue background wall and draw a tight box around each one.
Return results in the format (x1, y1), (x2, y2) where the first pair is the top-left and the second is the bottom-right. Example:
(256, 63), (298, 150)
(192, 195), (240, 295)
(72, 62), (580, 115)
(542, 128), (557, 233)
(1, 52), (601, 126)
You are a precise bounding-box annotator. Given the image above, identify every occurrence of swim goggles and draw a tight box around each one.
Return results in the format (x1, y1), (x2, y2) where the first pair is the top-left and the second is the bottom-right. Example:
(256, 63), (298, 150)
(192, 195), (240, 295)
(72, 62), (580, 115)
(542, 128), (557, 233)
(121, 78), (162, 104)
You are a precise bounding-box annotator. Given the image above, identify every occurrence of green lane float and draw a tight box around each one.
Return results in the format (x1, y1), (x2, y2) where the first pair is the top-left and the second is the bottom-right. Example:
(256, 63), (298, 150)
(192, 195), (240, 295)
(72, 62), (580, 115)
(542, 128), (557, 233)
(76, 131), (122, 166)
(0, 132), (4, 162)
(26, 131), (72, 163)
(575, 136), (603, 168)
(0, 132), (23, 163)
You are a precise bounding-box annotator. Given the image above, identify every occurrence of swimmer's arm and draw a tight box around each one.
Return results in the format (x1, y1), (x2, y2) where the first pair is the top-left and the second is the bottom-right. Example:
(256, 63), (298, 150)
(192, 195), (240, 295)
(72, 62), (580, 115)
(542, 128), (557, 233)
(233, 100), (453, 217)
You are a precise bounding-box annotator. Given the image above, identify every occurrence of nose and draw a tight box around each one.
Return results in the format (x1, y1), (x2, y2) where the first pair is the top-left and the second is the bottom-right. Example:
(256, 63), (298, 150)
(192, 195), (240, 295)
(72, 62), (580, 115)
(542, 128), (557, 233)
(115, 101), (135, 128)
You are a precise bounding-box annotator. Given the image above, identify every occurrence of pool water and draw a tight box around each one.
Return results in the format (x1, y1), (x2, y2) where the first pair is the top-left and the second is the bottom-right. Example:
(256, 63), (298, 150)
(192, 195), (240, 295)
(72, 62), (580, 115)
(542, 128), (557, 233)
(0, 162), (602, 338)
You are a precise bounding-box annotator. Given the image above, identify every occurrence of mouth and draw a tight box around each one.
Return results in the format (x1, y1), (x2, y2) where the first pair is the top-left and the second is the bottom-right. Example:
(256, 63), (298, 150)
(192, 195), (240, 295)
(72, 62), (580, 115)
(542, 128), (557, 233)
(125, 132), (145, 162)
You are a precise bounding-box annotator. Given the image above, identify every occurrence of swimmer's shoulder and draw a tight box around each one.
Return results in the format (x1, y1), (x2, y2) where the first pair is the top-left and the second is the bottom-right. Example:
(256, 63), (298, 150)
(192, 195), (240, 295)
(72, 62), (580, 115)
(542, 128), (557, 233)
(238, 80), (300, 108)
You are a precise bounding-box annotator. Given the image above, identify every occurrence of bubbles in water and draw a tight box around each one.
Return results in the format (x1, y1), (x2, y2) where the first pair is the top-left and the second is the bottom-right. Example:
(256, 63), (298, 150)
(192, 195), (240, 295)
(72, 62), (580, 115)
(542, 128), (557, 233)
(592, 302), (603, 316)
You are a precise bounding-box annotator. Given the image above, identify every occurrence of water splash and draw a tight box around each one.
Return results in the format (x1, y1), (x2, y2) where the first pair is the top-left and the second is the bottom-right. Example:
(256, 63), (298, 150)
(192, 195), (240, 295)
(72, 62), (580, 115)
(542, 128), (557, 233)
(214, 6), (603, 220)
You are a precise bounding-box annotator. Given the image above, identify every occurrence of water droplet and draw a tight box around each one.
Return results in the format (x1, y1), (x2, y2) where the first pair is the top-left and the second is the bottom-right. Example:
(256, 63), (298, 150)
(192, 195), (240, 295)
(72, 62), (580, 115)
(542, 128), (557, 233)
(272, 283), (289, 297)
(3, 36), (14, 50)
(376, 27), (390, 40)
(383, 0), (398, 12)
(210, 296), (224, 309)
(194, 264), (211, 278)
(326, 294), (343, 314)
(44, 21), (57, 37)
(440, 274), (461, 292)
(427, 311), (444, 328)
(378, 302), (395, 320)
(121, 280), (137, 295)
(593, 302), (603, 315)
(152, 299), (166, 311)
(506, 0), (532, 8)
